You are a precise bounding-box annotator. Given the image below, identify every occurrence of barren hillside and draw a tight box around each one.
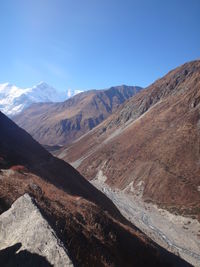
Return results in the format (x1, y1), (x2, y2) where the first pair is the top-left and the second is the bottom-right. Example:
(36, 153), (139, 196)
(13, 85), (142, 146)
(59, 60), (200, 221)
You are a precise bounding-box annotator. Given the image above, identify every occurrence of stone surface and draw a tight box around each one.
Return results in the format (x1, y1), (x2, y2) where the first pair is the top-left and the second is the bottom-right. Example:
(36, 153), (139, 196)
(0, 194), (73, 267)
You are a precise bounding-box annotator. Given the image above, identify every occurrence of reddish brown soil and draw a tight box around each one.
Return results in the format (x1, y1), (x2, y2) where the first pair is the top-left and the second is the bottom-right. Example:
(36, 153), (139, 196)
(0, 111), (191, 266)
(60, 60), (200, 220)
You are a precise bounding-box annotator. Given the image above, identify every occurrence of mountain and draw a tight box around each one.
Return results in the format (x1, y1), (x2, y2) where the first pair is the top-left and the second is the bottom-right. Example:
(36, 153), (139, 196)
(0, 82), (78, 116)
(13, 85), (142, 146)
(67, 88), (83, 97)
(0, 111), (191, 266)
(58, 60), (200, 222)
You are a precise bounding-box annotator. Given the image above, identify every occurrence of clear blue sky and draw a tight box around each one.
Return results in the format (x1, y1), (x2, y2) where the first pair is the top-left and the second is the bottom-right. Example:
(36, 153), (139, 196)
(0, 0), (199, 91)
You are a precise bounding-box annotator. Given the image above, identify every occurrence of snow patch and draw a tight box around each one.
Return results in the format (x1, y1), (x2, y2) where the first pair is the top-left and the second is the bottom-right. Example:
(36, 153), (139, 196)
(67, 89), (83, 98)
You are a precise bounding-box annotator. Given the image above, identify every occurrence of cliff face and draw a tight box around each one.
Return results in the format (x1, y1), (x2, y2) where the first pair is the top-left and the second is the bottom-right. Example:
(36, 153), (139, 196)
(13, 85), (142, 146)
(59, 60), (200, 220)
(0, 111), (191, 266)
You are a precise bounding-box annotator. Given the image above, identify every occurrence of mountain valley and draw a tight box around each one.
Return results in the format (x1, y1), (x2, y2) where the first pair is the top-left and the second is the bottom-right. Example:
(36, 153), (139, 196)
(13, 85), (142, 146)
(0, 111), (191, 266)
(1, 60), (200, 266)
(58, 60), (200, 221)
(1, 1), (199, 266)
(55, 60), (200, 266)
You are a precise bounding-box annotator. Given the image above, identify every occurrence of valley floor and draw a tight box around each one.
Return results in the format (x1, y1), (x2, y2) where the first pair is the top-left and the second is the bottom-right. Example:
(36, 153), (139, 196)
(91, 179), (200, 267)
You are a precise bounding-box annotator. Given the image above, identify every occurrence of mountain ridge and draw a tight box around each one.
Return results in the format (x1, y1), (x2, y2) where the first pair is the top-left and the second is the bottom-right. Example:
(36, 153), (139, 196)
(13, 85), (142, 146)
(58, 60), (200, 221)
(0, 82), (81, 116)
(0, 111), (191, 266)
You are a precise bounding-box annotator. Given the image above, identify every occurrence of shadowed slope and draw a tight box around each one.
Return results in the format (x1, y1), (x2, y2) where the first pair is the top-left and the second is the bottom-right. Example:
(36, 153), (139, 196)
(0, 111), (124, 219)
(0, 111), (192, 266)
(0, 243), (53, 267)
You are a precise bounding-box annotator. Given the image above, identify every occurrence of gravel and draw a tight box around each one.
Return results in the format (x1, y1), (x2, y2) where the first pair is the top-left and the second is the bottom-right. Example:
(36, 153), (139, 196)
(92, 179), (200, 267)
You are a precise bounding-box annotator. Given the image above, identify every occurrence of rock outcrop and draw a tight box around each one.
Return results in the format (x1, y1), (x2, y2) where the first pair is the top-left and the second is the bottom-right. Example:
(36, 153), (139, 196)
(0, 194), (73, 267)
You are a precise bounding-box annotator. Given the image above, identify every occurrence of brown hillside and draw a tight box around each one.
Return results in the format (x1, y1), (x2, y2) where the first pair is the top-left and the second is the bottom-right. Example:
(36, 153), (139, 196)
(0, 111), (191, 266)
(59, 60), (200, 220)
(13, 85), (142, 146)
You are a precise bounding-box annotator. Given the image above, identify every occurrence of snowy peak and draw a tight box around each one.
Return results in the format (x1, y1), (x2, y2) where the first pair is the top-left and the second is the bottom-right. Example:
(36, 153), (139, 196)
(67, 88), (83, 98)
(0, 83), (25, 98)
(26, 82), (66, 103)
(0, 82), (81, 116)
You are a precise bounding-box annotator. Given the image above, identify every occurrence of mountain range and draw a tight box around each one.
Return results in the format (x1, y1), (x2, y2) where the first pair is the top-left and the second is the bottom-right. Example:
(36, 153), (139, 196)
(13, 85), (142, 146)
(0, 111), (190, 267)
(0, 82), (82, 116)
(58, 60), (200, 222)
(1, 59), (199, 266)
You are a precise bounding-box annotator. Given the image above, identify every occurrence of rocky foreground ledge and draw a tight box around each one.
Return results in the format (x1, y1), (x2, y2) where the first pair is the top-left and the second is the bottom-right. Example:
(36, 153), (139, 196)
(0, 193), (73, 267)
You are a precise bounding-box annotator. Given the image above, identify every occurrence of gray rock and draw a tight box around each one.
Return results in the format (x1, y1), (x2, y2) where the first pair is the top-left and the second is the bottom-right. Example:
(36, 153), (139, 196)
(0, 194), (73, 267)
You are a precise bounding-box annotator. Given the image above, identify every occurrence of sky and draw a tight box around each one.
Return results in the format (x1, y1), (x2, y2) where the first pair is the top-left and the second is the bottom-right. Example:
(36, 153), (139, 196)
(0, 0), (199, 92)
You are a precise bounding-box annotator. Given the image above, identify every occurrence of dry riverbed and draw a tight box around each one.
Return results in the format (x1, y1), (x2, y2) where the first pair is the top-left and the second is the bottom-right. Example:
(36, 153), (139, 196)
(91, 179), (200, 267)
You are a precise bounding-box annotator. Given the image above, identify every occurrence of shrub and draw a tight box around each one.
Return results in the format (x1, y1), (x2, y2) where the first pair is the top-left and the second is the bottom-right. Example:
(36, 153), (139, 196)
(10, 165), (27, 173)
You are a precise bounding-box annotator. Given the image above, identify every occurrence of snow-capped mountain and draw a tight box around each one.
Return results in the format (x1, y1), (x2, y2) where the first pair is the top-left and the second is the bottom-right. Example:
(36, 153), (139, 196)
(67, 88), (83, 98)
(0, 82), (82, 116)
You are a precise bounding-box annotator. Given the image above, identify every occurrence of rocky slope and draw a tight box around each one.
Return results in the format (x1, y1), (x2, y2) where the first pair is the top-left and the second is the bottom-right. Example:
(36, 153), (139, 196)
(0, 111), (191, 266)
(0, 194), (73, 267)
(0, 82), (68, 116)
(92, 180), (200, 267)
(13, 85), (142, 146)
(58, 60), (200, 221)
